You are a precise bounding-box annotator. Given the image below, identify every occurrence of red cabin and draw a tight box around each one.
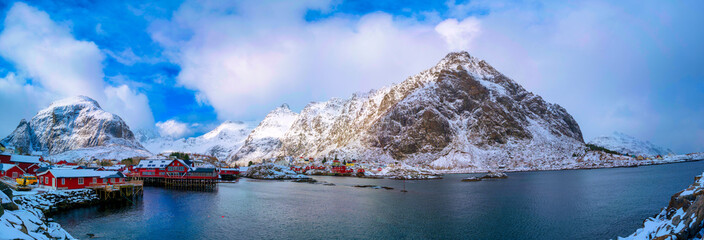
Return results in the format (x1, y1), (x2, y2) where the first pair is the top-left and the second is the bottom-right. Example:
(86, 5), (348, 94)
(331, 165), (347, 174)
(165, 159), (190, 177)
(0, 154), (42, 174)
(0, 163), (26, 179)
(37, 169), (125, 190)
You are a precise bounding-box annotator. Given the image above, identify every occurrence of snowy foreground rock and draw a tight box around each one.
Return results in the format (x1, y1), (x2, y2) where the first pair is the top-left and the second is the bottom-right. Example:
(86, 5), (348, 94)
(621, 173), (704, 240)
(243, 163), (311, 180)
(0, 189), (97, 240)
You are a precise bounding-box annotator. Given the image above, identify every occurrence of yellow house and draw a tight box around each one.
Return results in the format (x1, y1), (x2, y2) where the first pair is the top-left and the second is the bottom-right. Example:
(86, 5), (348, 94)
(346, 162), (355, 167)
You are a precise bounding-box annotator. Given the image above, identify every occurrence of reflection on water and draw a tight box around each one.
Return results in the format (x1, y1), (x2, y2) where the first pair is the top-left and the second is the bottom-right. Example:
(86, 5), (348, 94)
(52, 161), (704, 240)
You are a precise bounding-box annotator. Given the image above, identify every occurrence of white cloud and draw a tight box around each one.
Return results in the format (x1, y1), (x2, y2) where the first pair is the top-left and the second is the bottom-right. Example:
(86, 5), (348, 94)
(155, 119), (193, 138)
(150, 0), (473, 121)
(0, 2), (154, 133)
(435, 18), (481, 51)
(104, 48), (142, 66)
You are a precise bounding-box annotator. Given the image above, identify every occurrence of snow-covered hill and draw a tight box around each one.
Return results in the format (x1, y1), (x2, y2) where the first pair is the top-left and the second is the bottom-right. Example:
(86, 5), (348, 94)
(588, 132), (674, 157)
(228, 52), (588, 170)
(139, 121), (252, 160)
(1, 96), (151, 161)
(227, 104), (298, 165)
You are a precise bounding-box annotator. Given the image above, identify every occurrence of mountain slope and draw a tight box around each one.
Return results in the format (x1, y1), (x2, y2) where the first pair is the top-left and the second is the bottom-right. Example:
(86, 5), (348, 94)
(1, 96), (151, 160)
(227, 104), (298, 164)
(228, 52), (586, 170)
(588, 132), (674, 157)
(139, 121), (252, 160)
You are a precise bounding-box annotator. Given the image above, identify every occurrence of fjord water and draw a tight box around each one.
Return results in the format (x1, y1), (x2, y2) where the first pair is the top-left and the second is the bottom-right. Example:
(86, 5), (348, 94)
(53, 161), (704, 239)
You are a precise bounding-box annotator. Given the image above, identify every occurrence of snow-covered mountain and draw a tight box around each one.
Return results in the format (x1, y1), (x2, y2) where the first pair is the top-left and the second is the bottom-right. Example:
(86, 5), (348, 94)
(588, 131), (674, 157)
(139, 121), (252, 160)
(1, 96), (151, 160)
(227, 104), (298, 164)
(228, 52), (587, 170)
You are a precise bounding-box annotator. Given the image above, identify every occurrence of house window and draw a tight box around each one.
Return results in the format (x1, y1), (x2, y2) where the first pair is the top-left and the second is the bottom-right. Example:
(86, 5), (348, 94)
(13, 172), (18, 178)
(78, 178), (84, 185)
(93, 177), (97, 183)
(39, 177), (42, 184)
(61, 178), (65, 185)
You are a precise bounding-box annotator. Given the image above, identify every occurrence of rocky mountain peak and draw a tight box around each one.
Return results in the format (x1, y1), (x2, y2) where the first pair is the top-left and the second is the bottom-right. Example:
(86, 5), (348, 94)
(1, 96), (150, 160)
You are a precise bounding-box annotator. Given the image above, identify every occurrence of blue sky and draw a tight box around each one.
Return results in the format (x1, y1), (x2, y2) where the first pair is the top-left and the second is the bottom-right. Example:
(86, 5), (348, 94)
(0, 0), (702, 153)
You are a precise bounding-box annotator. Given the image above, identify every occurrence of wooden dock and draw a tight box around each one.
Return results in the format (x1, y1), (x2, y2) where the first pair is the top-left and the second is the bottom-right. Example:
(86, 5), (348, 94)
(87, 180), (144, 202)
(129, 177), (217, 191)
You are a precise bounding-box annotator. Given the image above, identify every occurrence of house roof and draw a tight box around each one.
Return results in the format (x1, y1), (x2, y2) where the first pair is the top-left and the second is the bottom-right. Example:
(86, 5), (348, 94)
(39, 169), (124, 178)
(191, 168), (216, 173)
(0, 163), (20, 171)
(35, 167), (50, 174)
(135, 159), (172, 169)
(8, 155), (41, 164)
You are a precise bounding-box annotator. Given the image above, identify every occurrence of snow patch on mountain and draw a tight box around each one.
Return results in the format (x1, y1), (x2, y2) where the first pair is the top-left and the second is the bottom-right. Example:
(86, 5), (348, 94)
(227, 104), (298, 165)
(588, 132), (674, 157)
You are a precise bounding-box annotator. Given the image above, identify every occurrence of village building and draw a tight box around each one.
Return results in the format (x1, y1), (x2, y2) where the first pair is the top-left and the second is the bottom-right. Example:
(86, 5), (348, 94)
(0, 154), (43, 174)
(37, 169), (125, 190)
(0, 163), (26, 178)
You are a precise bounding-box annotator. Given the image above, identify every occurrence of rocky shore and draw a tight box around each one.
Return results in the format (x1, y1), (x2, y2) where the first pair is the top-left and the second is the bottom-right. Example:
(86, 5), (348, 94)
(243, 163), (312, 180)
(0, 189), (98, 239)
(621, 172), (704, 239)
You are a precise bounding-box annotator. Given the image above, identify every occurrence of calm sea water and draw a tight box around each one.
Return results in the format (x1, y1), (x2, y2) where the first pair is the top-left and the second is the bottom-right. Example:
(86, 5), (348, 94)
(52, 161), (704, 240)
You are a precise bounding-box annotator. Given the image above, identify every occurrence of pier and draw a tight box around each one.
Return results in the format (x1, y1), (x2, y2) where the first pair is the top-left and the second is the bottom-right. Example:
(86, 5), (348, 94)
(87, 180), (144, 202)
(129, 176), (217, 191)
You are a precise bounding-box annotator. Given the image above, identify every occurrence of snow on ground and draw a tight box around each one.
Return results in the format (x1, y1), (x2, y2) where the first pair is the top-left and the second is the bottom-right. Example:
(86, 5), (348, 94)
(0, 188), (91, 240)
(44, 145), (153, 162)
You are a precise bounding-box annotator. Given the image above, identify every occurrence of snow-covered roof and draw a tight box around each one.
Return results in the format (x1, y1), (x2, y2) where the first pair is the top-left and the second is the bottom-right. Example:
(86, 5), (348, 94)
(135, 159), (172, 169)
(0, 163), (19, 171)
(39, 169), (123, 178)
(8, 155), (41, 164)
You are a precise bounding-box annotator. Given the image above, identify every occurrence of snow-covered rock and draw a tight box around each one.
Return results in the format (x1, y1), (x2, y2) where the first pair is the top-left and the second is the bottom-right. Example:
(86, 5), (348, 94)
(228, 52), (586, 171)
(139, 121), (252, 160)
(242, 163), (310, 180)
(0, 189), (94, 240)
(621, 173), (704, 240)
(228, 105), (298, 165)
(380, 164), (441, 180)
(588, 132), (674, 157)
(1, 96), (151, 161)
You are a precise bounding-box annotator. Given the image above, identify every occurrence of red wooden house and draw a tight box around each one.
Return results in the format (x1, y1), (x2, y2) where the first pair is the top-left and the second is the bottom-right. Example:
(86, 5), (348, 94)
(0, 163), (25, 178)
(0, 154), (42, 174)
(37, 169), (125, 190)
(134, 159), (172, 177)
(165, 159), (190, 177)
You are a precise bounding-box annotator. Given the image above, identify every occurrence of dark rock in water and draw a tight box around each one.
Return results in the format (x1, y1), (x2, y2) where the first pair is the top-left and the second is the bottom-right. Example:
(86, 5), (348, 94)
(461, 177), (482, 182)
(87, 233), (95, 238)
(354, 185), (394, 190)
(292, 178), (317, 183)
(481, 171), (508, 179)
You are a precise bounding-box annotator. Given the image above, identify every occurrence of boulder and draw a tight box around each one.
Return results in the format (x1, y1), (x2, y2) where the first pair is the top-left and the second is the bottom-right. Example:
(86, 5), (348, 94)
(481, 171), (508, 179)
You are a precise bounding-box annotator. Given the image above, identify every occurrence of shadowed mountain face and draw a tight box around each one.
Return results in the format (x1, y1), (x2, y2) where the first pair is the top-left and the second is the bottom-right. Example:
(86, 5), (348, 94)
(1, 96), (146, 156)
(229, 52), (585, 169)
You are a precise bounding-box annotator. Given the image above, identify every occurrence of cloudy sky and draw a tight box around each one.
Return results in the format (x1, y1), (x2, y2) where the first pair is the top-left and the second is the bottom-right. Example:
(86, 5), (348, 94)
(0, 0), (701, 153)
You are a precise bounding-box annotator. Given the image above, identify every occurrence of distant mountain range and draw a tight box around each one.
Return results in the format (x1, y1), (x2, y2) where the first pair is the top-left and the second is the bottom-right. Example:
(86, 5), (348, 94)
(588, 132), (673, 157)
(0, 52), (686, 170)
(137, 121), (252, 160)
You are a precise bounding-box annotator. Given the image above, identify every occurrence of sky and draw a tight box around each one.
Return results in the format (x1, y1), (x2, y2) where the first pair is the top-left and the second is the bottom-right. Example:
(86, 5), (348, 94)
(0, 0), (701, 153)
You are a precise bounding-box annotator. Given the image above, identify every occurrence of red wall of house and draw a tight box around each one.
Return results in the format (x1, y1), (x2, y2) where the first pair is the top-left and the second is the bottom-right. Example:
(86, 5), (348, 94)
(39, 171), (125, 189)
(0, 166), (25, 178)
(17, 163), (39, 174)
(0, 155), (10, 164)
